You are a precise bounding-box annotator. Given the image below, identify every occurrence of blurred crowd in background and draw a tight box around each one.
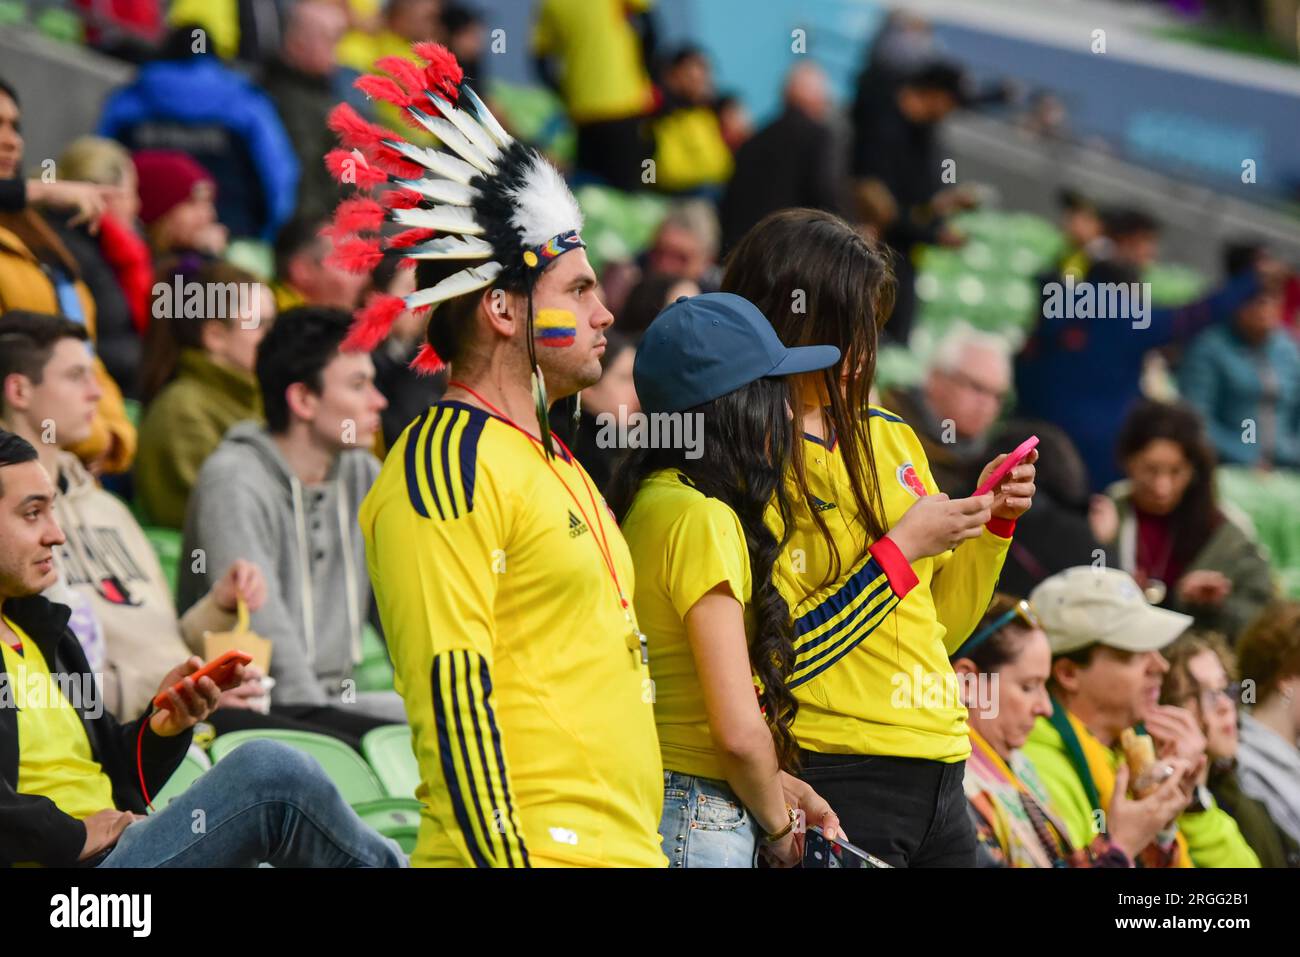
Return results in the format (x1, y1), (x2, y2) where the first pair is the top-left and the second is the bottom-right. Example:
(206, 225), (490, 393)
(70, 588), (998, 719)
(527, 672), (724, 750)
(1, 0), (1299, 867)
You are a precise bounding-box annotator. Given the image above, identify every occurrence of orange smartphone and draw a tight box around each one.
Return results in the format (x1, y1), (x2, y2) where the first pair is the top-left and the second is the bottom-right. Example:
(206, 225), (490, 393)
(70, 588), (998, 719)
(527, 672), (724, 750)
(151, 650), (252, 711)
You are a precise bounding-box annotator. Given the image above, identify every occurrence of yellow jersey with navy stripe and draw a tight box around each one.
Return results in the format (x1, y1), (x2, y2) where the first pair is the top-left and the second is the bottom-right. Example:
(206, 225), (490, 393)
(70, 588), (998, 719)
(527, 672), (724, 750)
(359, 400), (665, 868)
(772, 406), (1013, 762)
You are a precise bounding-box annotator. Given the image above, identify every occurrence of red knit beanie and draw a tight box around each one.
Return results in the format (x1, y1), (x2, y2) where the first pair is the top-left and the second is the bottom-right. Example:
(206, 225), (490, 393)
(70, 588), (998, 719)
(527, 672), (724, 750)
(133, 150), (215, 225)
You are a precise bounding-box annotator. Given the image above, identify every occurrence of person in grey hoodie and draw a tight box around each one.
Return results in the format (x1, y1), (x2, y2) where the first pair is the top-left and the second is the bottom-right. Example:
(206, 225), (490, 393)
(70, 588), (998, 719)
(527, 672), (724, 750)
(179, 306), (405, 731)
(1235, 602), (1300, 846)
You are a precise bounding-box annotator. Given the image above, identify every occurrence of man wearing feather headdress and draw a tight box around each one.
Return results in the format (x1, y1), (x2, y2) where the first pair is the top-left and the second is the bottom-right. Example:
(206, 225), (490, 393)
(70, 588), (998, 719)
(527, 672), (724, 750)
(332, 44), (665, 867)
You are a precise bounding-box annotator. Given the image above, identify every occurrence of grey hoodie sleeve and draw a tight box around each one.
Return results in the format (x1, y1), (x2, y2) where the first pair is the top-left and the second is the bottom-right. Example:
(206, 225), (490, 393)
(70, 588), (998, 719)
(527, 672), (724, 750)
(186, 463), (328, 707)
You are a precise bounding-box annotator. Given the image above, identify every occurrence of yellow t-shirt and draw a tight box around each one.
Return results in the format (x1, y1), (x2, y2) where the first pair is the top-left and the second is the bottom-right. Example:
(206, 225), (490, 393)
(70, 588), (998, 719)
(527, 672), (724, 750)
(622, 469), (752, 782)
(774, 407), (1012, 762)
(1, 617), (115, 821)
(652, 106), (734, 193)
(359, 401), (665, 867)
(532, 0), (655, 124)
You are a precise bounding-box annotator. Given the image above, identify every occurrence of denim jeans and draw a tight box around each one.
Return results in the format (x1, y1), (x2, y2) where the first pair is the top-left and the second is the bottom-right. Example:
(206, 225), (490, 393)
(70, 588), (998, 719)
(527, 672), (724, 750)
(99, 740), (406, 867)
(657, 770), (758, 868)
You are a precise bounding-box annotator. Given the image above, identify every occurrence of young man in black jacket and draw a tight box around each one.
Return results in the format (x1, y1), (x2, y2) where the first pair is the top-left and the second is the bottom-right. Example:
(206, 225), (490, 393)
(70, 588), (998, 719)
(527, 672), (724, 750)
(0, 429), (403, 867)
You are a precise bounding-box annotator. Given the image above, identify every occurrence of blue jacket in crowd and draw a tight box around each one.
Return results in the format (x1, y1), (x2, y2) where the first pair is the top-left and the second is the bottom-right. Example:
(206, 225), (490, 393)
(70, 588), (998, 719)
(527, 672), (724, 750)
(99, 56), (299, 241)
(1015, 268), (1259, 491)
(1178, 323), (1300, 469)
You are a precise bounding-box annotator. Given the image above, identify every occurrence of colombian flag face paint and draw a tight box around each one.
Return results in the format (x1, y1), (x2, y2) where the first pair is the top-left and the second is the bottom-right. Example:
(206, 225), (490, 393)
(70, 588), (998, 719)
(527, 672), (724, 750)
(535, 308), (577, 348)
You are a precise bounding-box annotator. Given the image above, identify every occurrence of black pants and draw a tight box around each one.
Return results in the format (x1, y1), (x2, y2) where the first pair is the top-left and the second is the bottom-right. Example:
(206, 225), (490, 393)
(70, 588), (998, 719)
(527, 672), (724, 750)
(797, 750), (975, 867)
(575, 116), (649, 192)
(209, 704), (394, 753)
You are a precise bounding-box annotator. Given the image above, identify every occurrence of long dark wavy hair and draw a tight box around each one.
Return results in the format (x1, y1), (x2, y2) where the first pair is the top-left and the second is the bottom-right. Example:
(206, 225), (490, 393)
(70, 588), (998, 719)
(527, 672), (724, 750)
(721, 209), (896, 586)
(607, 377), (802, 771)
(1116, 399), (1223, 570)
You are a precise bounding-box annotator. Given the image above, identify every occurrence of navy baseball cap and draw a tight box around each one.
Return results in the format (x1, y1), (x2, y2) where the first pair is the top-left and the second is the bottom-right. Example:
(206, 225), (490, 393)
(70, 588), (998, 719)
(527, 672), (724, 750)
(633, 293), (841, 414)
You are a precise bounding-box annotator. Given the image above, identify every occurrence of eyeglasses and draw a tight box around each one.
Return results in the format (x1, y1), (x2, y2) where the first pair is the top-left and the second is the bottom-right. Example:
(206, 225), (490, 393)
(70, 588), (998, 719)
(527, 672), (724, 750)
(946, 369), (1009, 404)
(952, 599), (1039, 660)
(1182, 682), (1243, 712)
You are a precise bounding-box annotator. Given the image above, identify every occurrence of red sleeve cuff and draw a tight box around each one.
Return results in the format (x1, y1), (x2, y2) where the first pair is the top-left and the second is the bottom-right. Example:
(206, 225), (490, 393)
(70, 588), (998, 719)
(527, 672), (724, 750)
(869, 537), (919, 599)
(985, 516), (1016, 539)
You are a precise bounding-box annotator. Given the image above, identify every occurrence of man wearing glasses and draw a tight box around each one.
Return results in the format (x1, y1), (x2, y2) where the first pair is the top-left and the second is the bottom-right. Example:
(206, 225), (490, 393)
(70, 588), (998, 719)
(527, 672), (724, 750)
(1021, 566), (1260, 867)
(883, 324), (1012, 495)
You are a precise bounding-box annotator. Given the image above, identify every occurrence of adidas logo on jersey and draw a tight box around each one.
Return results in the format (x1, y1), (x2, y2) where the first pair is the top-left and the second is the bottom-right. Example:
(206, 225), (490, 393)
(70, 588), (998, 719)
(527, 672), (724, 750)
(568, 510), (589, 538)
(809, 494), (837, 512)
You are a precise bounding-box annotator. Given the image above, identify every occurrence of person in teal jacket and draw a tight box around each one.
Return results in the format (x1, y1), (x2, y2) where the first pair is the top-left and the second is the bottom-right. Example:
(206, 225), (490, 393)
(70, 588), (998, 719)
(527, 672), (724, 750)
(1178, 280), (1300, 470)
(1022, 566), (1260, 868)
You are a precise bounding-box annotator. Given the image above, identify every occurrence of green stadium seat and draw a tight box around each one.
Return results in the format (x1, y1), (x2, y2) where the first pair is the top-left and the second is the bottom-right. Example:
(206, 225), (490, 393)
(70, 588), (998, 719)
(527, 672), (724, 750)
(354, 624), (395, 693)
(351, 797), (422, 854)
(1217, 466), (1300, 598)
(574, 185), (670, 272)
(142, 526), (182, 598)
(210, 730), (385, 806)
(149, 747), (211, 812)
(225, 240), (274, 282)
(0, 2), (26, 27)
(35, 8), (83, 44)
(487, 80), (574, 164)
(361, 724), (420, 799)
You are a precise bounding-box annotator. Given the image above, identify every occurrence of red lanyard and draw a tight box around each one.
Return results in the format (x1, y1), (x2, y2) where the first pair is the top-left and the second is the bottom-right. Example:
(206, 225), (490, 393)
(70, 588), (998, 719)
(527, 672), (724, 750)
(445, 381), (647, 663)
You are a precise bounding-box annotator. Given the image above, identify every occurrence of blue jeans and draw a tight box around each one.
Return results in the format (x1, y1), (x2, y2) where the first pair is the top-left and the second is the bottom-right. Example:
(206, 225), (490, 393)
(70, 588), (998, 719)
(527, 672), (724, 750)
(99, 740), (406, 867)
(658, 771), (758, 868)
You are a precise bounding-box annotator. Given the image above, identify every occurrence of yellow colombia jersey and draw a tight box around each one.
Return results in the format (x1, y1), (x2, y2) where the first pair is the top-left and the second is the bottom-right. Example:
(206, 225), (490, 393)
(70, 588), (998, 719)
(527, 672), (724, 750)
(774, 407), (1012, 763)
(1, 617), (115, 821)
(359, 400), (665, 868)
(621, 469), (753, 783)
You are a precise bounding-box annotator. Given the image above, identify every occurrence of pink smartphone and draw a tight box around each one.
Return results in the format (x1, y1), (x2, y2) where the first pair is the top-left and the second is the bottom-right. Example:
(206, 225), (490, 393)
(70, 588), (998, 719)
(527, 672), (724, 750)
(973, 435), (1039, 497)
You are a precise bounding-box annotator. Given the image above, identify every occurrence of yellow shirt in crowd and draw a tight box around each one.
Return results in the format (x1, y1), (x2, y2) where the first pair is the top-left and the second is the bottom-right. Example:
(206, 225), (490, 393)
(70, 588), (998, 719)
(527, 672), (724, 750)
(359, 401), (665, 868)
(532, 0), (656, 124)
(621, 469), (753, 782)
(652, 106), (734, 193)
(776, 407), (1012, 762)
(1, 617), (115, 821)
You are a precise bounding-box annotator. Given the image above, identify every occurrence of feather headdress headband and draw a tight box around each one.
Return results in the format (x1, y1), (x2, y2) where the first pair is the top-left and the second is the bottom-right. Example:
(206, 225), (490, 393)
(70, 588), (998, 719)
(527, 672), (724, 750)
(324, 43), (586, 455)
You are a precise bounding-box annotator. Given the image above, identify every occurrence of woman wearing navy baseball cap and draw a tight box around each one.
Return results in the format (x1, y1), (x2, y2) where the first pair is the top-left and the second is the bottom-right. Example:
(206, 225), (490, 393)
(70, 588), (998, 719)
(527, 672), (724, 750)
(608, 291), (844, 867)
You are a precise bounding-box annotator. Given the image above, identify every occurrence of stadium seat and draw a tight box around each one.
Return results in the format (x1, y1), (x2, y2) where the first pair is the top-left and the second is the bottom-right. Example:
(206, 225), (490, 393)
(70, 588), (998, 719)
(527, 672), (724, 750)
(142, 526), (182, 598)
(1217, 466), (1300, 598)
(35, 8), (83, 44)
(354, 624), (395, 693)
(210, 730), (385, 806)
(361, 725), (420, 799)
(574, 185), (670, 273)
(487, 80), (575, 165)
(351, 797), (422, 854)
(149, 745), (211, 813)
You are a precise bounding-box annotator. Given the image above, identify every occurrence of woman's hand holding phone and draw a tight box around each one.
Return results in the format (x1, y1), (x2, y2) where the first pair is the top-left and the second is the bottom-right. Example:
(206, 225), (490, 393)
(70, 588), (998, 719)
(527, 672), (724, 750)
(975, 446), (1039, 521)
(887, 492), (994, 563)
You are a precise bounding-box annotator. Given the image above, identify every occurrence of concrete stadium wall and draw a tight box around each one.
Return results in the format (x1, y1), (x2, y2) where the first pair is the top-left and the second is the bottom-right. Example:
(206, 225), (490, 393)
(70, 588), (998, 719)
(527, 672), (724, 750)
(944, 113), (1300, 278)
(0, 26), (131, 172)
